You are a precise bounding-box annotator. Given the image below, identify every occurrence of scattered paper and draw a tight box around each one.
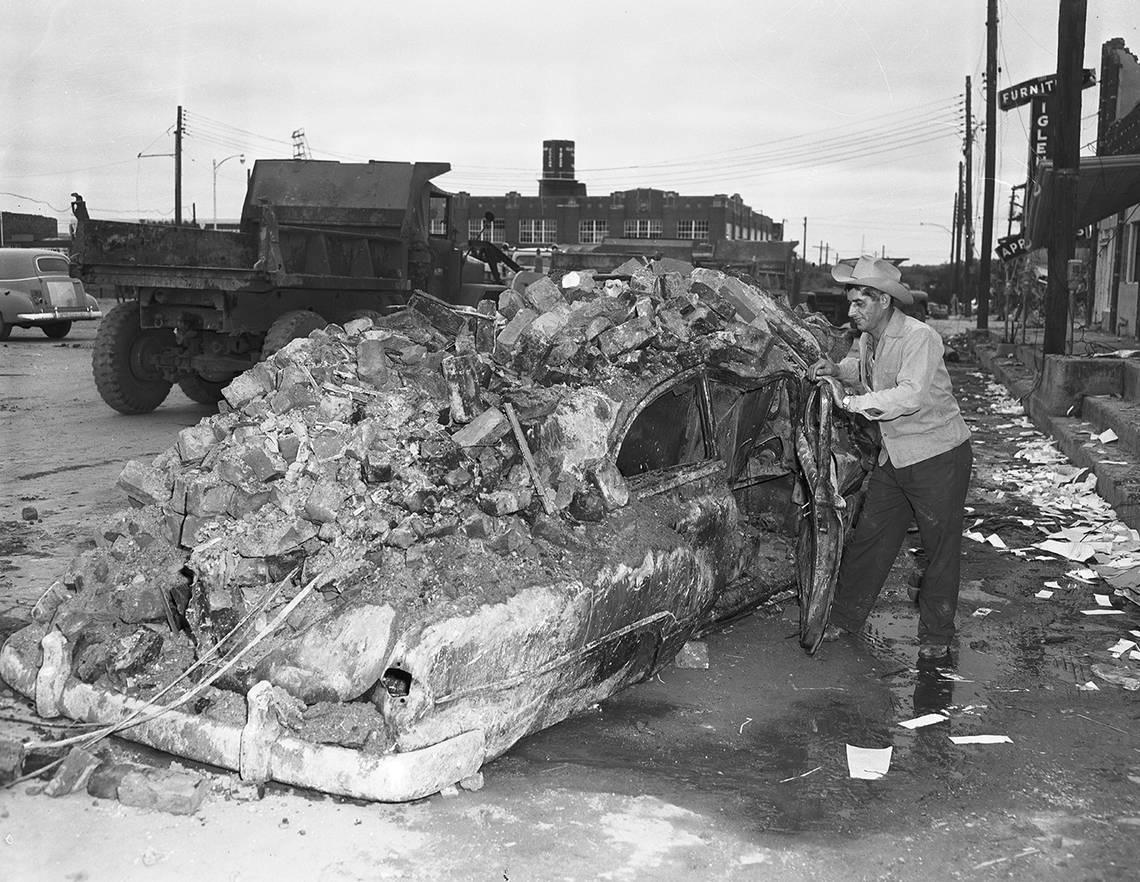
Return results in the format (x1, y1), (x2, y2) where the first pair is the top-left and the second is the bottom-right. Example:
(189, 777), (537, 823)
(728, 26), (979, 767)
(1068, 568), (1100, 583)
(1077, 681), (1101, 691)
(1094, 594), (1113, 607)
(846, 745), (892, 780)
(1102, 460), (1129, 465)
(1096, 428), (1119, 444)
(972, 607), (995, 618)
(1035, 540), (1096, 562)
(1130, 650), (1140, 662)
(899, 713), (949, 729)
(1108, 639), (1137, 657)
(964, 530), (987, 543)
(939, 672), (973, 682)
(1044, 580), (1062, 590)
(1081, 609), (1126, 616)
(949, 735), (1013, 745)
(1034, 589), (1054, 599)
(986, 533), (1007, 549)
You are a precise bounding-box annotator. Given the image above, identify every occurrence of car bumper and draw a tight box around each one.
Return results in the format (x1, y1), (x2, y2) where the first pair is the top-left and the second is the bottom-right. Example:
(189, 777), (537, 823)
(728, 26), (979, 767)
(0, 629), (486, 802)
(15, 308), (102, 322)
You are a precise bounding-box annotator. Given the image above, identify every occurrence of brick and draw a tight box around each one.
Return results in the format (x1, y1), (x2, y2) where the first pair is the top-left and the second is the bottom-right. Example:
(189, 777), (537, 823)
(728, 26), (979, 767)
(452, 407), (509, 448)
(221, 370), (269, 408)
(478, 490), (525, 516)
(612, 258), (646, 276)
(653, 257), (695, 276)
(342, 317), (373, 336)
(475, 300), (497, 353)
(175, 423), (218, 464)
(598, 316), (656, 357)
(588, 460), (630, 510)
(43, 747), (102, 797)
(497, 287), (527, 322)
(303, 481), (350, 524)
(524, 276), (566, 313)
(118, 460), (169, 507)
(442, 354), (482, 424)
(88, 761), (139, 799)
(493, 308), (538, 363)
(356, 338), (390, 387)
(31, 581), (72, 624)
(185, 479), (235, 518)
(118, 767), (208, 815)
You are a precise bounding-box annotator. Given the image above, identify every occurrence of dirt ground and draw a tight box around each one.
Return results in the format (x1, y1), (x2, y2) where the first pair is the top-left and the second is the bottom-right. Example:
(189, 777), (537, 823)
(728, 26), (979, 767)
(2, 310), (1139, 881)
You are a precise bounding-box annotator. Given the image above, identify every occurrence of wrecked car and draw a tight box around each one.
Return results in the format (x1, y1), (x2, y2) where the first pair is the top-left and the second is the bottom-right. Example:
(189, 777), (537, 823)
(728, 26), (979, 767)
(1, 261), (874, 802)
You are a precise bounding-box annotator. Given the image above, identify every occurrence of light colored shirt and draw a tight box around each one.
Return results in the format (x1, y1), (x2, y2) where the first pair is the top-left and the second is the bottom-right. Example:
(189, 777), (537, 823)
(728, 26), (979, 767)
(835, 309), (970, 468)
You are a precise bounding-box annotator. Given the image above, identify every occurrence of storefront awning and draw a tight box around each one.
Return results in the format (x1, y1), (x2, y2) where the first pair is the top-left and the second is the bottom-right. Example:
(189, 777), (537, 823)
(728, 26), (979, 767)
(1024, 154), (1140, 248)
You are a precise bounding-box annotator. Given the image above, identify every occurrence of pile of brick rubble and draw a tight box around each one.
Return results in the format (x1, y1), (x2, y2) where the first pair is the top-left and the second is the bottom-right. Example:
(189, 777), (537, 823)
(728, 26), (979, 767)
(18, 259), (846, 727)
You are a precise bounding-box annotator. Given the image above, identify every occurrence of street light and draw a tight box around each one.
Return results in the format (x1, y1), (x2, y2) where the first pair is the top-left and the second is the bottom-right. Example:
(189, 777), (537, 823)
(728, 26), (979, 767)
(212, 154), (245, 230)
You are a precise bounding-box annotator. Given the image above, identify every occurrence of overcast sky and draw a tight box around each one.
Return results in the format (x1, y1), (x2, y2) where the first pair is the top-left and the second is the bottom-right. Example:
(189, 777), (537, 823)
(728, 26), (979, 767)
(3, 1), (1137, 265)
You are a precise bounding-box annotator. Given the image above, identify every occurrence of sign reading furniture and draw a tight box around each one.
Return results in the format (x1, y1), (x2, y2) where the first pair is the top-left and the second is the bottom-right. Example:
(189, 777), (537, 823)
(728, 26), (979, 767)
(998, 69), (1097, 112)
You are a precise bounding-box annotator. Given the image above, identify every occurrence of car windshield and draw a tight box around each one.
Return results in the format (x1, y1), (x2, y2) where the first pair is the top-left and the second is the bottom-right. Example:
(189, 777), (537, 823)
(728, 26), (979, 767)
(36, 255), (70, 275)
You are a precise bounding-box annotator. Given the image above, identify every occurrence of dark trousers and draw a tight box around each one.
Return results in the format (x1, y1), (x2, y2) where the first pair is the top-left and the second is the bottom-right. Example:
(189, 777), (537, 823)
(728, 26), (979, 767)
(829, 440), (973, 644)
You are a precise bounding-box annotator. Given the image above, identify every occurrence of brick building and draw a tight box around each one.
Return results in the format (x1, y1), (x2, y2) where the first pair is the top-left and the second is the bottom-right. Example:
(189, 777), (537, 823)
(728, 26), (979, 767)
(448, 140), (782, 249)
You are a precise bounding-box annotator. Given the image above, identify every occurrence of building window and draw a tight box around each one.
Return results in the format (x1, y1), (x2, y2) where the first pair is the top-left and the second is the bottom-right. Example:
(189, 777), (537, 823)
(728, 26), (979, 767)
(578, 219), (609, 244)
(676, 219), (709, 241)
(430, 220), (447, 235)
(468, 218), (506, 244)
(518, 219), (557, 245)
(623, 218), (663, 239)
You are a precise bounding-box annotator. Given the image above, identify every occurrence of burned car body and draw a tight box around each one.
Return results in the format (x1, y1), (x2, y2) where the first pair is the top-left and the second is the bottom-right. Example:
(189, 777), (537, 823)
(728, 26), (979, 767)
(1, 263), (873, 801)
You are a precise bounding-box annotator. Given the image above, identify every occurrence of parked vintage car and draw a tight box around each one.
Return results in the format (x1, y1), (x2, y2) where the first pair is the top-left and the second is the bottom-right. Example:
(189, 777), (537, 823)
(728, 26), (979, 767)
(0, 248), (101, 340)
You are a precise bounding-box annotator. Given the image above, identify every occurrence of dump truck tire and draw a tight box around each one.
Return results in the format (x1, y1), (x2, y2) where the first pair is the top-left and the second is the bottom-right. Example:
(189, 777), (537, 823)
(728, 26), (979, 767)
(92, 303), (175, 414)
(178, 373), (228, 405)
(0, 317), (10, 341)
(263, 310), (326, 357)
(42, 321), (72, 339)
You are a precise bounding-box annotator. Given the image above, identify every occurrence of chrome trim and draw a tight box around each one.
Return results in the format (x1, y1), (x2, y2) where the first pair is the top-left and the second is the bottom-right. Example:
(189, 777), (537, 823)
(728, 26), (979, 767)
(15, 309), (102, 321)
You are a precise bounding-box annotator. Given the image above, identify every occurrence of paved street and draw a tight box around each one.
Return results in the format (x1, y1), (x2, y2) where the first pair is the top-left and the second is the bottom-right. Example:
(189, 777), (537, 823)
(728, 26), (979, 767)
(1, 318), (1138, 880)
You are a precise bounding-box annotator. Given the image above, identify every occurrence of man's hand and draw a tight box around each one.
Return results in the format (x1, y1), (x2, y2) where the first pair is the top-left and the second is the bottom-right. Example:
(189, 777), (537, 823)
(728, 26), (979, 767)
(818, 375), (847, 410)
(808, 357), (837, 380)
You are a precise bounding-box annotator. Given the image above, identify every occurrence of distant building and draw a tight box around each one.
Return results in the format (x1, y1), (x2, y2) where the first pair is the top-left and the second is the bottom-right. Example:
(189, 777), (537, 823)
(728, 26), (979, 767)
(449, 139), (783, 249)
(1091, 39), (1140, 336)
(0, 211), (63, 248)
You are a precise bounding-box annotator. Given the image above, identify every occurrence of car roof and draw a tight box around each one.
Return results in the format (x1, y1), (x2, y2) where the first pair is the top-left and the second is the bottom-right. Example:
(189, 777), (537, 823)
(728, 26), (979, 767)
(0, 248), (70, 278)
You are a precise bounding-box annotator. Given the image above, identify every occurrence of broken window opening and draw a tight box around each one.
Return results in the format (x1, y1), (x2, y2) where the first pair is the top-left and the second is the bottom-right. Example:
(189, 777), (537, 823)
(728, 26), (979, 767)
(616, 375), (709, 478)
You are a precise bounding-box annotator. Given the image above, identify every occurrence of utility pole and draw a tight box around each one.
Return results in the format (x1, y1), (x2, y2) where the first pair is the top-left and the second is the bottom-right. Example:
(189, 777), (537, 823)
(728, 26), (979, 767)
(953, 163), (964, 311)
(1043, 0), (1087, 355)
(964, 77), (975, 317)
(174, 105), (183, 226)
(978, 0), (998, 329)
(802, 217), (808, 270)
(818, 241), (824, 265)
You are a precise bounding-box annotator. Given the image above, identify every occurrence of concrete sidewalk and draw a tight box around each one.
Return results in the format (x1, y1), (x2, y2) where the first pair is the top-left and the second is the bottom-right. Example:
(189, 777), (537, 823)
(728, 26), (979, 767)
(958, 319), (1140, 532)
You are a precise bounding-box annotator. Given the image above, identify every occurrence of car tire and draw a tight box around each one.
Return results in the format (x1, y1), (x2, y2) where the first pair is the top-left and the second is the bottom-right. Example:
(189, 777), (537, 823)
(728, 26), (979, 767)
(92, 303), (175, 414)
(178, 373), (229, 406)
(42, 321), (72, 339)
(262, 310), (326, 357)
(0, 317), (10, 341)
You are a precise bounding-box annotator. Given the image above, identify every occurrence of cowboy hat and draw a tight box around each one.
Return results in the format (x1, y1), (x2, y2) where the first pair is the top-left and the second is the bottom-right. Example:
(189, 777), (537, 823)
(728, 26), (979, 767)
(831, 256), (913, 305)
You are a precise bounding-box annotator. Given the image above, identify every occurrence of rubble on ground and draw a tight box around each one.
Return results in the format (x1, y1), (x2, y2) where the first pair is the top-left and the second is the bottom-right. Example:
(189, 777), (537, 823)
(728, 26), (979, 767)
(4, 259), (854, 796)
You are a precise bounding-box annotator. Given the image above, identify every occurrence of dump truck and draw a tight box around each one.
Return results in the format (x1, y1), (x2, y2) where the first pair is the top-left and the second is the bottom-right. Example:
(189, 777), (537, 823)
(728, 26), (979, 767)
(75, 159), (506, 414)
